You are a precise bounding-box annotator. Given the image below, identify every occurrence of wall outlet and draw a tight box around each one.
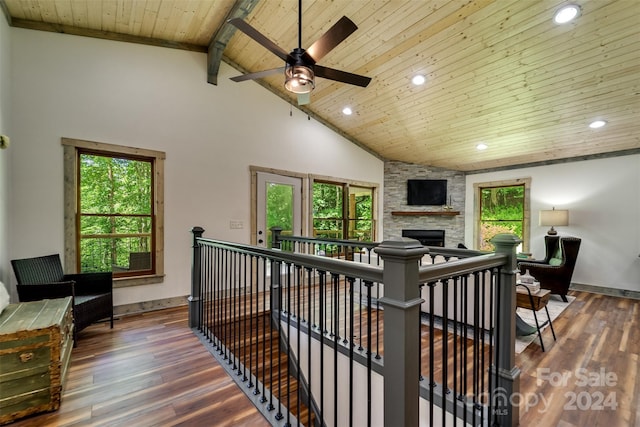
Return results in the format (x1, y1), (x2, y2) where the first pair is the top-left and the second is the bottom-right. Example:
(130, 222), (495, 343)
(230, 220), (243, 229)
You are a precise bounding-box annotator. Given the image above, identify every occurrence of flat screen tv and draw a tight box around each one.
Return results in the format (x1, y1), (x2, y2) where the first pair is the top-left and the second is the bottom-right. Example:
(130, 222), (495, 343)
(407, 179), (447, 206)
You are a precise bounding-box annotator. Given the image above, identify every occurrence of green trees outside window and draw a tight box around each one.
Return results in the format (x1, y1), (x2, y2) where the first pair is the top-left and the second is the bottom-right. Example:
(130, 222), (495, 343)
(480, 185), (524, 251)
(265, 182), (295, 247)
(78, 152), (153, 275)
(312, 182), (374, 241)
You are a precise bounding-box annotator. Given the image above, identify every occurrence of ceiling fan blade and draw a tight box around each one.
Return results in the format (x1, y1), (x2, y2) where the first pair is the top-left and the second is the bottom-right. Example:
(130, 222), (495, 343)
(304, 16), (358, 63)
(314, 65), (372, 88)
(227, 18), (290, 62)
(297, 92), (311, 105)
(230, 67), (285, 82)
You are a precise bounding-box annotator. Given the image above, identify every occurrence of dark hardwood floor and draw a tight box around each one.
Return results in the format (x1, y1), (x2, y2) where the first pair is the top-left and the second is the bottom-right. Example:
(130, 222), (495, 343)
(9, 290), (639, 426)
(9, 307), (270, 427)
(517, 291), (640, 427)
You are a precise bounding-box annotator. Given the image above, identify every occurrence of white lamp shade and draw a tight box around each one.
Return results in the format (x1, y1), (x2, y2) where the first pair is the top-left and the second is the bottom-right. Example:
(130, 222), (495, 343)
(539, 209), (569, 227)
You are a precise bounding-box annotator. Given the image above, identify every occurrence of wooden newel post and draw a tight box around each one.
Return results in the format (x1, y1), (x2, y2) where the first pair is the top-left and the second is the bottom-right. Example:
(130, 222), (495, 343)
(491, 233), (522, 426)
(271, 226), (283, 249)
(375, 238), (429, 427)
(188, 226), (205, 329)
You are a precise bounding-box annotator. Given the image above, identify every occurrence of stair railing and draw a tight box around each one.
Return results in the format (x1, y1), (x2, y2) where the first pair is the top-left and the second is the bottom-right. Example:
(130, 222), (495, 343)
(189, 226), (520, 426)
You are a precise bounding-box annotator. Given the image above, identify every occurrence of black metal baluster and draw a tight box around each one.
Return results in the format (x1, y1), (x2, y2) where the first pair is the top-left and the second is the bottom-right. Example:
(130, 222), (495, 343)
(267, 257), (276, 413)
(319, 270), (326, 424)
(285, 263), (292, 427)
(332, 273), (339, 427)
(489, 268), (498, 425)
(472, 271), (480, 425)
(358, 279), (364, 352)
(429, 282), (435, 427)
(442, 279), (448, 427)
(247, 253), (254, 389)
(418, 283), (424, 382)
(231, 252), (237, 371)
(238, 252), (243, 375)
(365, 281), (373, 427)
(480, 271), (487, 401)
(348, 276), (355, 427)
(253, 255), (261, 396)
(296, 265), (302, 426)
(261, 256), (268, 403)
(237, 252), (243, 378)
(227, 249), (233, 362)
(311, 266), (317, 329)
(203, 245), (209, 340)
(462, 274), (469, 426)
(240, 253), (247, 381)
(218, 247), (224, 353)
(306, 267), (313, 427)
(215, 247), (221, 351)
(452, 276), (459, 424)
(343, 275), (349, 345)
(375, 282), (381, 360)
(208, 245), (214, 343)
(275, 261), (284, 422)
(223, 249), (229, 361)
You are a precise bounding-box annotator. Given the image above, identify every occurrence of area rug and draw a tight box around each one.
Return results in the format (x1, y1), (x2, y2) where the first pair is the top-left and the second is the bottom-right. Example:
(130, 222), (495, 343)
(515, 294), (575, 353)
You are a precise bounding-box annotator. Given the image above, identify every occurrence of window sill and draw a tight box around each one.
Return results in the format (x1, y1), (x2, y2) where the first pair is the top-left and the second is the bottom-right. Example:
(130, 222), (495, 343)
(113, 274), (165, 288)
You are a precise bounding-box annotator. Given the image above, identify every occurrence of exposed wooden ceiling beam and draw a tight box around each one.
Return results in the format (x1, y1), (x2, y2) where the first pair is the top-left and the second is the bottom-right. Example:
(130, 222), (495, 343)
(8, 18), (206, 53)
(207, 0), (260, 85)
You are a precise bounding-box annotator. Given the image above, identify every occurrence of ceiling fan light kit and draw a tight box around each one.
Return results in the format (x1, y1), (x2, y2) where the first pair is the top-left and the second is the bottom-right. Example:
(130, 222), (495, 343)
(284, 64), (315, 94)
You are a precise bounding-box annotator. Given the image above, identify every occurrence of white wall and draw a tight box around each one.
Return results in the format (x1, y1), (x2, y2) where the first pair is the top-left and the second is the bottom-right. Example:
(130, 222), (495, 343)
(465, 155), (640, 292)
(8, 28), (384, 306)
(0, 15), (11, 293)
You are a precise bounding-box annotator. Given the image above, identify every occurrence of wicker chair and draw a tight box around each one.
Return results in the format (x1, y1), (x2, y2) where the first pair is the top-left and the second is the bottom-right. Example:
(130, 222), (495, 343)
(11, 254), (114, 343)
(518, 236), (581, 302)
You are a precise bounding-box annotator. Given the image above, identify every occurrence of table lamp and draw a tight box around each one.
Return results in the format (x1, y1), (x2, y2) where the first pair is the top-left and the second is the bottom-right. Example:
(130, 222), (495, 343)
(539, 207), (569, 235)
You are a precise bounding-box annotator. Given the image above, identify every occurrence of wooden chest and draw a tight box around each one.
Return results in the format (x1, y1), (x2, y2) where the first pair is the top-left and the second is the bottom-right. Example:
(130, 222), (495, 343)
(0, 297), (74, 425)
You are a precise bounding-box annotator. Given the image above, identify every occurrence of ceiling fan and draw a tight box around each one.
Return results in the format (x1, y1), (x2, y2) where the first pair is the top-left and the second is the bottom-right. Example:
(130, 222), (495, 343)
(227, 0), (371, 105)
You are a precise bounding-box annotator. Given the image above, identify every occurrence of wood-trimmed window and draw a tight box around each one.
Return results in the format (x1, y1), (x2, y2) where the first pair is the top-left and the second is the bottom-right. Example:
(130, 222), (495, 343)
(311, 177), (377, 242)
(63, 138), (165, 287)
(473, 178), (531, 252)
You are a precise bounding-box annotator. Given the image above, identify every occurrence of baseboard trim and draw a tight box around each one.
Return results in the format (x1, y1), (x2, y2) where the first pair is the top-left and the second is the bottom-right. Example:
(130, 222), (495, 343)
(114, 295), (189, 316)
(571, 283), (640, 300)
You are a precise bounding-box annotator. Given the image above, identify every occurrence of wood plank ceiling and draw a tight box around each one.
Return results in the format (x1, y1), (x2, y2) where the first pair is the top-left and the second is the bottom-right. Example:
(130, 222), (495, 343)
(3, 0), (639, 171)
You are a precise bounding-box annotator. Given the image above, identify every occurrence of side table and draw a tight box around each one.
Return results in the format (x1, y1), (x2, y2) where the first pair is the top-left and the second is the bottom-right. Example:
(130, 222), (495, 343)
(516, 286), (556, 351)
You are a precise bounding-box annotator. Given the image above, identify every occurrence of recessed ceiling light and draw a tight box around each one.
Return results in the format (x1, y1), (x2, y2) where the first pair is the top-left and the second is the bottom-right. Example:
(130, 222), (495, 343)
(476, 143), (488, 150)
(342, 107), (353, 116)
(411, 75), (426, 86)
(589, 120), (607, 129)
(554, 4), (581, 24)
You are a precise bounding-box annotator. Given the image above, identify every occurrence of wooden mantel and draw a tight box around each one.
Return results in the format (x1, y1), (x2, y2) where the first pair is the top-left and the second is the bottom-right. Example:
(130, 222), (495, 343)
(391, 211), (460, 217)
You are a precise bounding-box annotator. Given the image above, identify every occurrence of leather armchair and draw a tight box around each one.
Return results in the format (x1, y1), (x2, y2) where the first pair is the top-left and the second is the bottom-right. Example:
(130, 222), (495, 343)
(11, 254), (114, 343)
(518, 236), (581, 302)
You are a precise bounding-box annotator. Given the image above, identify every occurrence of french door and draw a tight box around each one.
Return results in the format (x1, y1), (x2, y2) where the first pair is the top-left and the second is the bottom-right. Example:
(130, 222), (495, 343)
(256, 172), (302, 248)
